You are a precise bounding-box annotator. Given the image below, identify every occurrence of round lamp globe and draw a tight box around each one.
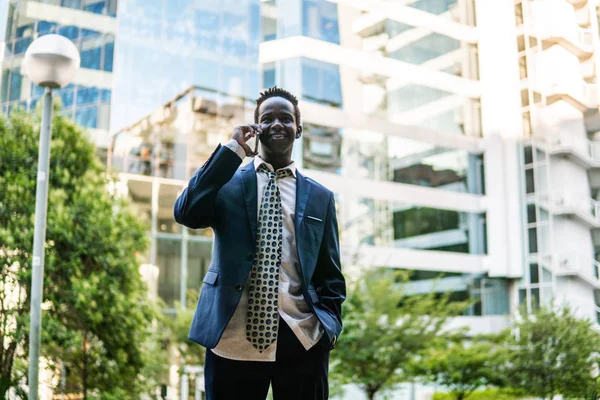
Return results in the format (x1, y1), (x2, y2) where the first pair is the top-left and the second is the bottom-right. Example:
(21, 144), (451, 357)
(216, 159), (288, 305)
(24, 34), (80, 89)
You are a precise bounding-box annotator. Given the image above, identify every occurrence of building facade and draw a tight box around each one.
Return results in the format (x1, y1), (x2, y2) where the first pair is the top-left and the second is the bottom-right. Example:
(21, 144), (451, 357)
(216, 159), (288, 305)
(0, 0), (117, 155)
(4, 0), (600, 398)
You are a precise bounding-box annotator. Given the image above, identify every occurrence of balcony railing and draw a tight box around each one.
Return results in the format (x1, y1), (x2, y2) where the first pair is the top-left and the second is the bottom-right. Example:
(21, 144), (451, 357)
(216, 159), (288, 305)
(546, 133), (600, 167)
(551, 253), (600, 287)
(544, 190), (600, 227)
(519, 0), (593, 53)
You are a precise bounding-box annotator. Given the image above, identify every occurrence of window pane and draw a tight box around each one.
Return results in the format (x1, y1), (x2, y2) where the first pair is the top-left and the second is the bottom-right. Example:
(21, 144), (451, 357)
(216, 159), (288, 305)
(187, 240), (212, 298)
(58, 25), (80, 40)
(84, 1), (106, 14)
(408, 0), (457, 15)
(62, 0), (82, 9)
(525, 169), (535, 194)
(37, 20), (57, 35)
(75, 106), (98, 128)
(158, 183), (182, 234)
(126, 179), (152, 230)
(519, 288), (527, 306)
(524, 146), (533, 164)
(76, 86), (99, 105)
(531, 288), (540, 310)
(157, 238), (182, 308)
(529, 263), (539, 284)
(527, 204), (536, 224)
(303, 0), (340, 44)
(104, 41), (114, 72)
(8, 70), (22, 101)
(528, 227), (538, 253)
(301, 58), (342, 108)
(80, 35), (103, 70)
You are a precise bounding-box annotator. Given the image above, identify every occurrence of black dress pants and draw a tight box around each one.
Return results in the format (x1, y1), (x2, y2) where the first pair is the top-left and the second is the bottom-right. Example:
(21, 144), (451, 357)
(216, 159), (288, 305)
(204, 317), (330, 400)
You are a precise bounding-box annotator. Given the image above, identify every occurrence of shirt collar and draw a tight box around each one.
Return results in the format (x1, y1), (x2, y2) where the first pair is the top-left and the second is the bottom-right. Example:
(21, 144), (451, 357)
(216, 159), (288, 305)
(254, 155), (296, 178)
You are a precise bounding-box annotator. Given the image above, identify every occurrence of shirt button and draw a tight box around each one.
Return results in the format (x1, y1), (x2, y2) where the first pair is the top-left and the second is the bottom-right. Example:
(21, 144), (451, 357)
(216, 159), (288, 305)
(236, 284), (243, 292)
(246, 253), (253, 261)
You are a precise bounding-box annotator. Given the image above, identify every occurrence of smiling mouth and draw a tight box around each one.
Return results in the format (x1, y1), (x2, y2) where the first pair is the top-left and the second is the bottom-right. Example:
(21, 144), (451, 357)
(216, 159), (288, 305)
(271, 133), (286, 139)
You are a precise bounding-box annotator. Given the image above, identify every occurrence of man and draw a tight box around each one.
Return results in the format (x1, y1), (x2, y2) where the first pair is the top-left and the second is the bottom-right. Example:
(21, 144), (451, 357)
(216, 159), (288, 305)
(174, 87), (346, 399)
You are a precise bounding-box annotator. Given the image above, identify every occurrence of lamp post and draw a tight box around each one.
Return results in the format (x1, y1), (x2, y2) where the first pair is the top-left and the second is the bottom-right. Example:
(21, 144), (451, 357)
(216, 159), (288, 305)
(23, 34), (80, 400)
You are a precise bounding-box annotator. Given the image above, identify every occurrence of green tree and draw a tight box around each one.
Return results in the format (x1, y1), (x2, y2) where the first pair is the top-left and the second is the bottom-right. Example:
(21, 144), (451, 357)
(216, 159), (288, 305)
(504, 305), (600, 400)
(330, 269), (468, 400)
(415, 335), (507, 400)
(0, 111), (166, 398)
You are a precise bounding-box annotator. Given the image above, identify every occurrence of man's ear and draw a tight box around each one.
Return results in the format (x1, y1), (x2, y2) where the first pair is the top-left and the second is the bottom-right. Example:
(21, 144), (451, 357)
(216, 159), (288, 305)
(296, 124), (303, 139)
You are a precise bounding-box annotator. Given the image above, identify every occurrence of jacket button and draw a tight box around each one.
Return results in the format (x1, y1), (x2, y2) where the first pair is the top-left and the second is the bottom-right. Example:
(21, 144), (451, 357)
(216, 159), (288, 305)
(246, 253), (254, 261)
(236, 284), (243, 292)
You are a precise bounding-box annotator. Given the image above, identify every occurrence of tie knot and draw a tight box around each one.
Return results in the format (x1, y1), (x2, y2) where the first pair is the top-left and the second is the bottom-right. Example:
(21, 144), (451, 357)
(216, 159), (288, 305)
(257, 163), (293, 180)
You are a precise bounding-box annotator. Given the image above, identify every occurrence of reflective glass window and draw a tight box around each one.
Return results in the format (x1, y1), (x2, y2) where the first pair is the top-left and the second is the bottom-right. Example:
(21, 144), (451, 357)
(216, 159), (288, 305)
(410, 0), (457, 15)
(13, 37), (32, 54)
(16, 24), (34, 38)
(9, 70), (22, 101)
(76, 86), (99, 105)
(158, 183), (182, 234)
(84, 1), (106, 14)
(104, 41), (114, 72)
(80, 34), (103, 70)
(58, 25), (79, 40)
(58, 88), (75, 108)
(101, 89), (111, 103)
(302, 0), (340, 44)
(75, 106), (98, 128)
(126, 179), (153, 230)
(157, 238), (182, 307)
(263, 63), (276, 89)
(187, 240), (212, 295)
(529, 263), (539, 284)
(301, 58), (342, 107)
(389, 33), (460, 65)
(61, 0), (82, 10)
(37, 21), (57, 35)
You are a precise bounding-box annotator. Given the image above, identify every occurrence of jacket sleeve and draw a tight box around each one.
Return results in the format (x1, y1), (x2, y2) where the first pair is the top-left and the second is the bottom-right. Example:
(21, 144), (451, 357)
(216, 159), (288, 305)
(313, 192), (346, 341)
(174, 144), (243, 229)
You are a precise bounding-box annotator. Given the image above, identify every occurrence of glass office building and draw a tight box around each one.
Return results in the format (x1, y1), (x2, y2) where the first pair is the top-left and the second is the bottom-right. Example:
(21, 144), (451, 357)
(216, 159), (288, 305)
(0, 0), (117, 152)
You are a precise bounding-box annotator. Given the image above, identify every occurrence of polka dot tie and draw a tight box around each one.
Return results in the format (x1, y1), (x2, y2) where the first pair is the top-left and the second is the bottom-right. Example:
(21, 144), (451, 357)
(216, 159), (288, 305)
(246, 163), (294, 352)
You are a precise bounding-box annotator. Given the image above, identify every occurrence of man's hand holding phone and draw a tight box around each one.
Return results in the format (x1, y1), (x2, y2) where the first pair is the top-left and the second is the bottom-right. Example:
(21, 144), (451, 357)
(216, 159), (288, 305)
(232, 124), (263, 157)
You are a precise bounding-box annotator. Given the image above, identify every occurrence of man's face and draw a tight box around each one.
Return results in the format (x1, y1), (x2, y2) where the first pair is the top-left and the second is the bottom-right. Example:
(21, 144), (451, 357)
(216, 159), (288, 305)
(257, 97), (301, 157)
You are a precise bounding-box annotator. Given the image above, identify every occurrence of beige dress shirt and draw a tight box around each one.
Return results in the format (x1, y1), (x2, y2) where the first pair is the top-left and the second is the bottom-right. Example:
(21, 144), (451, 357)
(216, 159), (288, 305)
(210, 139), (323, 361)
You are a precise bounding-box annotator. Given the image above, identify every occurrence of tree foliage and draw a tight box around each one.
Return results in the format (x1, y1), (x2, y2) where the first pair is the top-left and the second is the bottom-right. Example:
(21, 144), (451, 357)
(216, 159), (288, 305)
(330, 269), (469, 400)
(0, 111), (166, 398)
(503, 305), (600, 400)
(415, 335), (507, 400)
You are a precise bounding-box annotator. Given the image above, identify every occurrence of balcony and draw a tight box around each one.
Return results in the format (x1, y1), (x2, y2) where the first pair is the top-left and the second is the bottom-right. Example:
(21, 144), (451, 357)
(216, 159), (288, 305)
(550, 253), (600, 288)
(544, 133), (600, 168)
(528, 79), (599, 111)
(542, 191), (600, 228)
(518, 0), (594, 58)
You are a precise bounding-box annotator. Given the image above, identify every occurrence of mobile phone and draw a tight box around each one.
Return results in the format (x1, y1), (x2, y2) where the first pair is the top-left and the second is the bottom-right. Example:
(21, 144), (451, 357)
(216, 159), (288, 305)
(252, 128), (261, 156)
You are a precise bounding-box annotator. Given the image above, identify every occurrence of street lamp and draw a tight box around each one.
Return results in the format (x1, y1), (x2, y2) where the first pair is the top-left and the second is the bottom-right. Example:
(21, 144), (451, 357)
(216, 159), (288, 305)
(23, 34), (80, 400)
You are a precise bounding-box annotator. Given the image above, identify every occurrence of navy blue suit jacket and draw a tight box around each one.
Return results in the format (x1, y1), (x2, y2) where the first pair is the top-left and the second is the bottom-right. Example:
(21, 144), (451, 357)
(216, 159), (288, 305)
(173, 144), (346, 350)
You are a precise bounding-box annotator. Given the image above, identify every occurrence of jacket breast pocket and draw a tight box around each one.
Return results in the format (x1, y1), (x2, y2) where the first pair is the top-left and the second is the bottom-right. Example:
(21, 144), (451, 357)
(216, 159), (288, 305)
(203, 270), (219, 286)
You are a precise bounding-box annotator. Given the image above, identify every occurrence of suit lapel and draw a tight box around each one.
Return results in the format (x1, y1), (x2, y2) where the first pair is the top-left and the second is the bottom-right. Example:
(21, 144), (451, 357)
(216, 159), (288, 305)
(241, 163), (258, 246)
(295, 170), (311, 272)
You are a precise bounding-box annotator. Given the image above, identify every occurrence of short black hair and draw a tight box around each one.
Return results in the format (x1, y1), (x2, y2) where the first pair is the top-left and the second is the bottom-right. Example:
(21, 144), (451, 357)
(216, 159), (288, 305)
(254, 86), (301, 126)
